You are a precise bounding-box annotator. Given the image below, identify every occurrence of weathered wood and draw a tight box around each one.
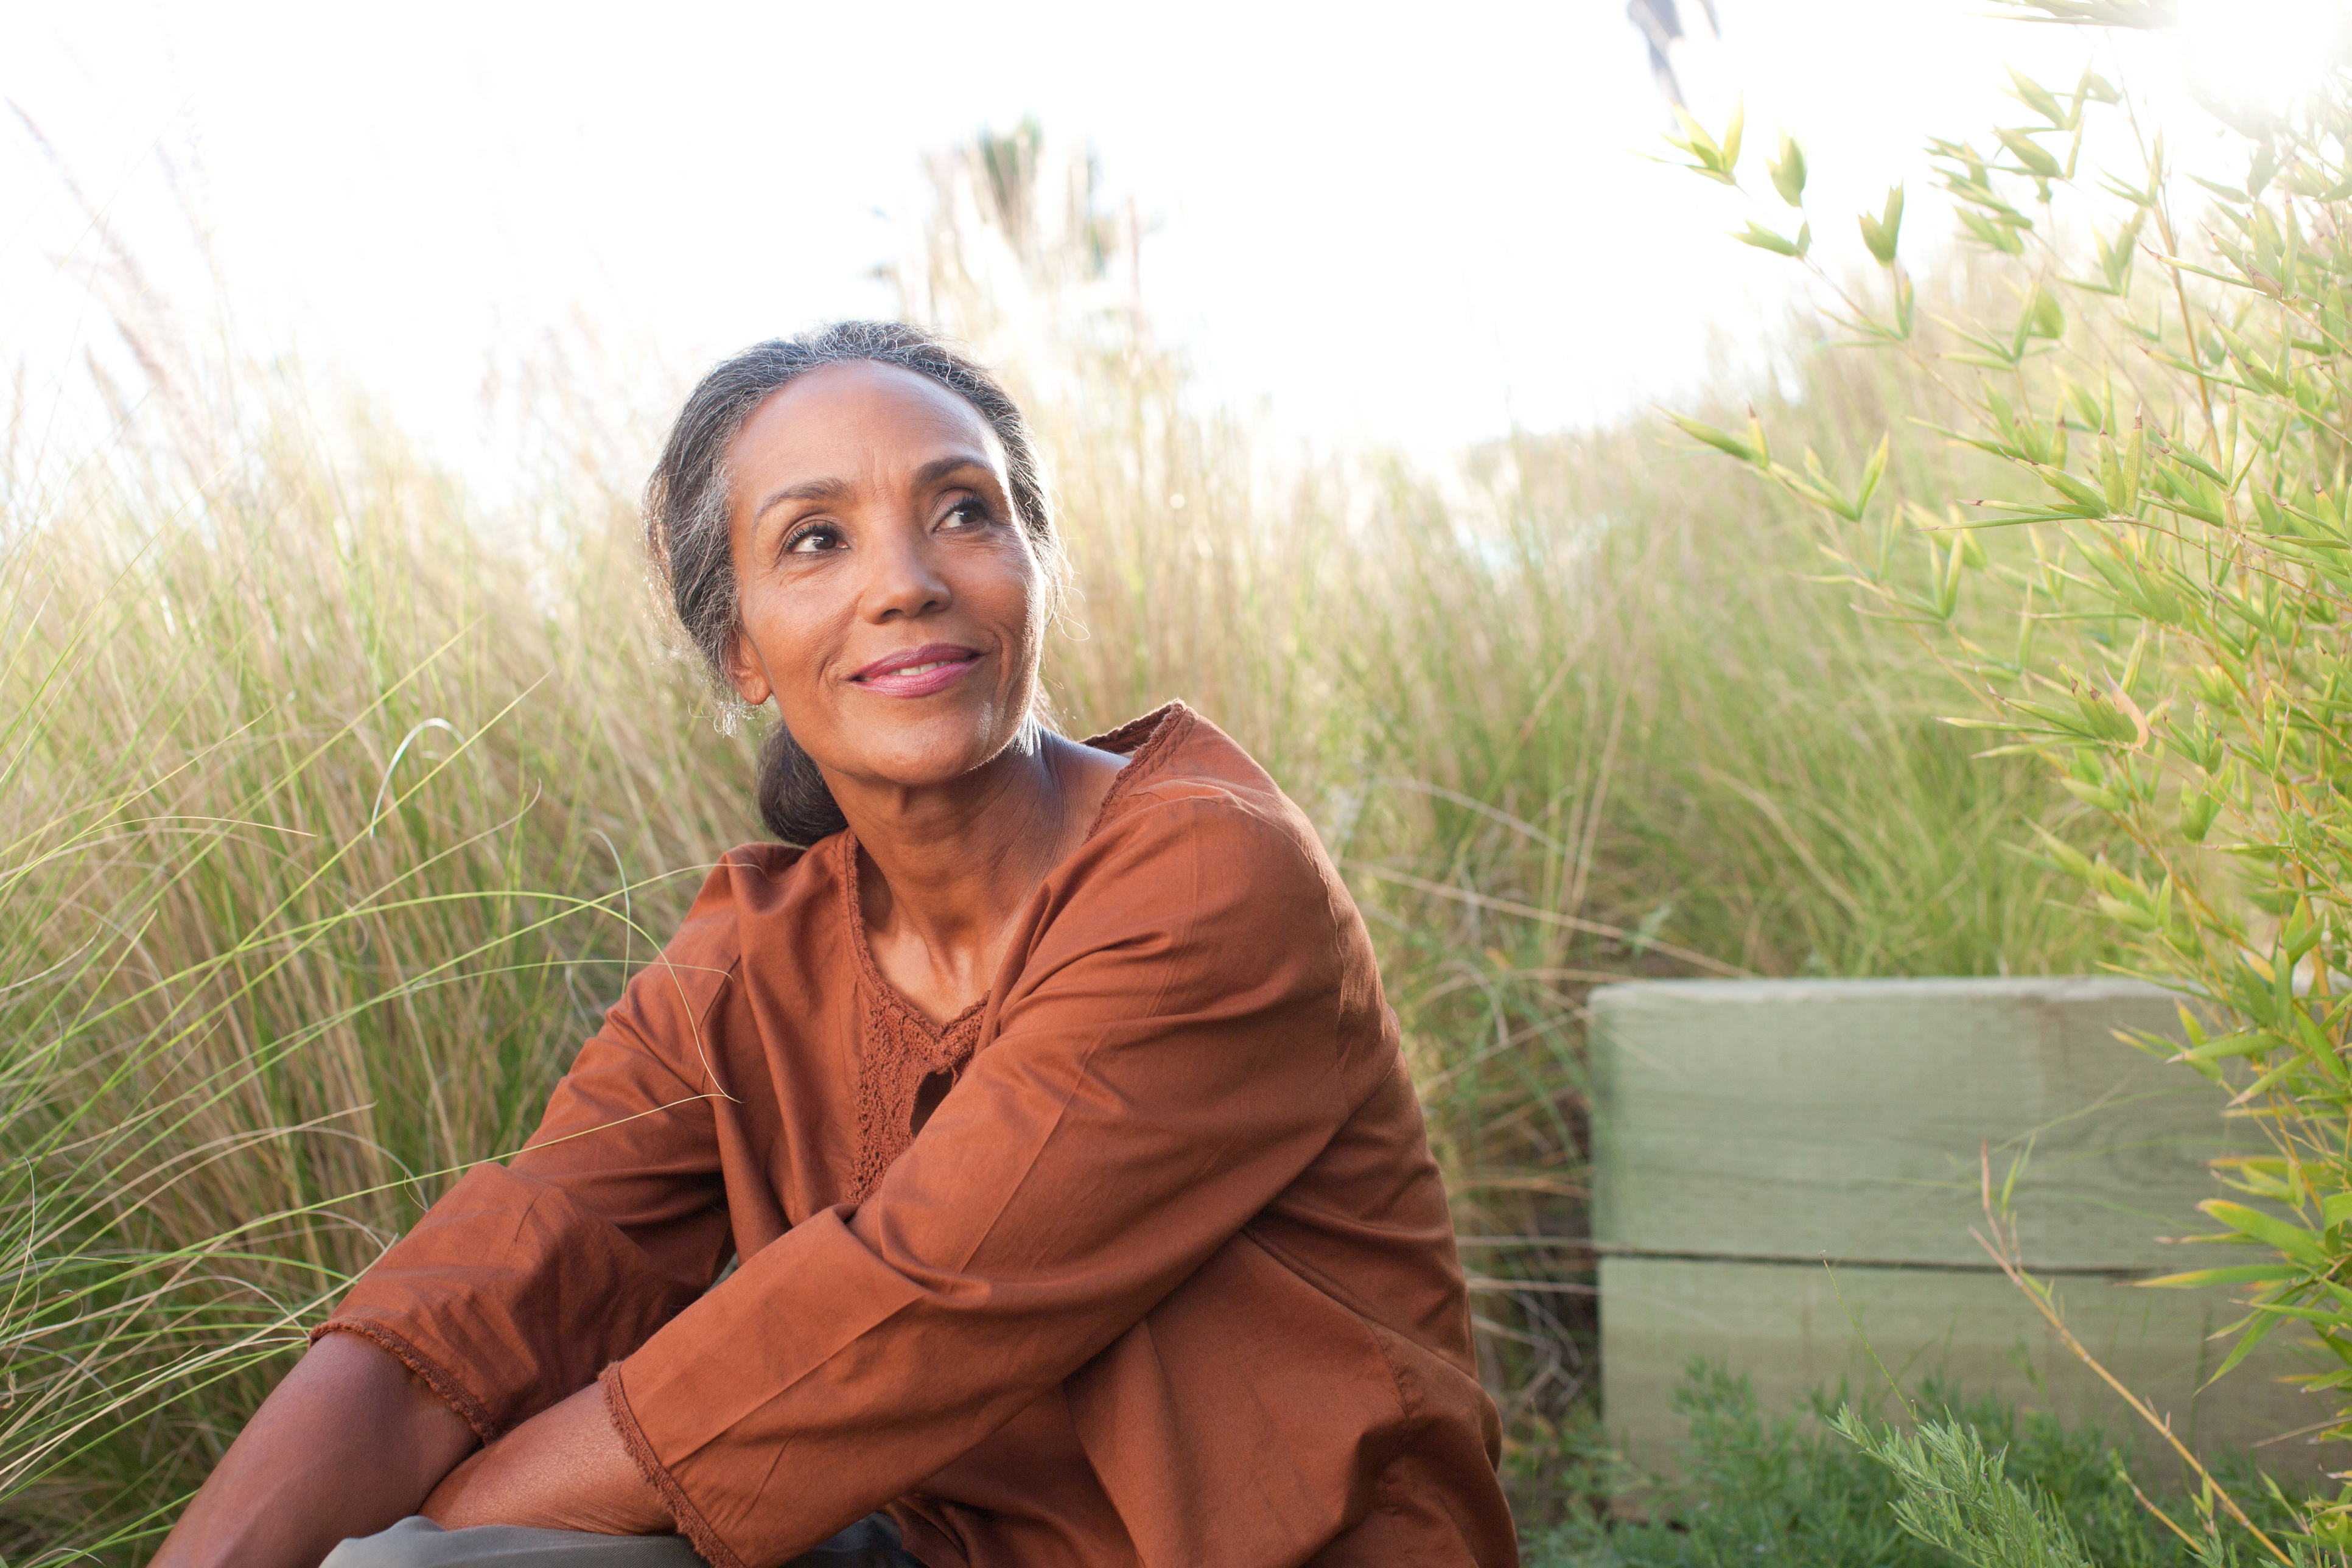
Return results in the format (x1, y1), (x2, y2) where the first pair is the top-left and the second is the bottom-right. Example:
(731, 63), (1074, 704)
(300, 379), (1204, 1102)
(1601, 1256), (2329, 1483)
(1591, 977), (2245, 1270)
(1590, 978), (2334, 1482)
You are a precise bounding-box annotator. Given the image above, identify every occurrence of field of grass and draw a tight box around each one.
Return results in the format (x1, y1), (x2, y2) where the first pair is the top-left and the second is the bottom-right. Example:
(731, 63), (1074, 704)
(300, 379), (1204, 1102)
(0, 141), (2123, 1558)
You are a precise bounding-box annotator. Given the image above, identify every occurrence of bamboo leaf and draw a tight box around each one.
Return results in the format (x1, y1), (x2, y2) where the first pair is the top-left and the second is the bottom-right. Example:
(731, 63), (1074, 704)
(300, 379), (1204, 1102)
(2200, 1199), (2326, 1265)
(2007, 68), (2070, 129)
(1859, 185), (1905, 265)
(1733, 220), (1805, 257)
(1996, 125), (2064, 180)
(1769, 130), (1808, 207)
(2206, 1303), (2287, 1383)
(2033, 464), (2109, 513)
(1662, 409), (1762, 464)
(1854, 434), (1891, 516)
(2141, 1262), (2305, 1287)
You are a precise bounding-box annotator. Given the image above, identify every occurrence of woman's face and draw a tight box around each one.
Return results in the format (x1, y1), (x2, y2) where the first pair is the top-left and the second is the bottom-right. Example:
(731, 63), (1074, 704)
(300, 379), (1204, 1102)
(719, 359), (1047, 803)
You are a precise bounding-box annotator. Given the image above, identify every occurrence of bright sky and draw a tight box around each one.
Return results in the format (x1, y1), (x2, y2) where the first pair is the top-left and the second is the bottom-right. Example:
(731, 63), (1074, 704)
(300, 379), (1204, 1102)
(0, 1), (2317, 471)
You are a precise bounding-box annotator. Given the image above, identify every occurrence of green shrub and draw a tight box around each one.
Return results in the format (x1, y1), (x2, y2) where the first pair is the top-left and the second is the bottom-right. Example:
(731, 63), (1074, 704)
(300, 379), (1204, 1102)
(1529, 1364), (2299, 1568)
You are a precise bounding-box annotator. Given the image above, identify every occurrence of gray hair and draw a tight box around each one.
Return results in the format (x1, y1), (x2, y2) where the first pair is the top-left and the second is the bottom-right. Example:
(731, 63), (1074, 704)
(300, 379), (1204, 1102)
(644, 321), (1060, 845)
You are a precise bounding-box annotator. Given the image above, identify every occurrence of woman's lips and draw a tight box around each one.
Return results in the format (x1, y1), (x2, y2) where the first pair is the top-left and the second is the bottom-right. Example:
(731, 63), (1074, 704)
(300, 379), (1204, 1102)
(850, 644), (982, 698)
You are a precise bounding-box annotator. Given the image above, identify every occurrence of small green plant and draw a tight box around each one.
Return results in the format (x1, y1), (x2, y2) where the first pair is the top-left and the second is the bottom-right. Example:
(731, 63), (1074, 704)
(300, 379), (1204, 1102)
(1528, 1363), (2294, 1568)
(1836, 1413), (2114, 1568)
(1661, 1), (2352, 1550)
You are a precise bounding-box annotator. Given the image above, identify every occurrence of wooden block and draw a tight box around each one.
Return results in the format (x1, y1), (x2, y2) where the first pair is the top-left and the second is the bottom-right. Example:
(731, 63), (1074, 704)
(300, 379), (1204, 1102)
(1591, 978), (2248, 1271)
(1601, 1256), (2332, 1484)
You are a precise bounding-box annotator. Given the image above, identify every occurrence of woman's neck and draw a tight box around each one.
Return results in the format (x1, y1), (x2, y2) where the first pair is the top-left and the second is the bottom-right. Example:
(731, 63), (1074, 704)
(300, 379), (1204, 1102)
(839, 729), (1125, 1023)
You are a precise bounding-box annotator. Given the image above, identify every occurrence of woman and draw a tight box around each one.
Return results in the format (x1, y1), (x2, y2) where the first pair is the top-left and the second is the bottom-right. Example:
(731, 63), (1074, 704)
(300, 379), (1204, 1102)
(155, 323), (1517, 1568)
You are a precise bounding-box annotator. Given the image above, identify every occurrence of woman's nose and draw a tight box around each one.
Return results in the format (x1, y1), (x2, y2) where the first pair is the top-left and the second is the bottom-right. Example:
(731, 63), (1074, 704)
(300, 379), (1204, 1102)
(861, 524), (951, 622)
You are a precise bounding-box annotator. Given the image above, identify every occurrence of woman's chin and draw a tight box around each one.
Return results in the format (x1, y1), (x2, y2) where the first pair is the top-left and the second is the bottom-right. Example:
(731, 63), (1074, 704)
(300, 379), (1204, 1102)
(823, 707), (1035, 799)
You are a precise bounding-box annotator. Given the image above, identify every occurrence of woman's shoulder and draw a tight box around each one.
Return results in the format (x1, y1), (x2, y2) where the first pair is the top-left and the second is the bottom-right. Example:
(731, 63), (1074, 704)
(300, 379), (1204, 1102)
(1034, 704), (1376, 1041)
(674, 836), (838, 919)
(1073, 702), (1342, 915)
(1085, 701), (1304, 827)
(637, 837), (851, 1010)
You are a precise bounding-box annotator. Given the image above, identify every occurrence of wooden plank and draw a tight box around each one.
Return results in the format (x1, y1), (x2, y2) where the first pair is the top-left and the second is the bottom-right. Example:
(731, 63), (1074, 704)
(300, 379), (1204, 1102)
(1600, 1256), (2332, 1485)
(1590, 978), (2251, 1270)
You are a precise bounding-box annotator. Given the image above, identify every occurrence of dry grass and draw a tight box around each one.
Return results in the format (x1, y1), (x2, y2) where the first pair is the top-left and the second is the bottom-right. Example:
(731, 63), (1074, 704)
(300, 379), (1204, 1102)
(0, 133), (2118, 1558)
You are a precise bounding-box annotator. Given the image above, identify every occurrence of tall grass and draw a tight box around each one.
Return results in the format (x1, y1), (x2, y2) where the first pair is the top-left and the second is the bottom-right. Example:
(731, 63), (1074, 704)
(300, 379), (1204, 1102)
(1, 402), (759, 1554)
(2, 133), (2118, 1558)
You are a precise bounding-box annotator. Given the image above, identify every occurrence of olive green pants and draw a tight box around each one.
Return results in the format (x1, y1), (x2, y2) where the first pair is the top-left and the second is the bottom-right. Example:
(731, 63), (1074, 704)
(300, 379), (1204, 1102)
(322, 1514), (918, 1567)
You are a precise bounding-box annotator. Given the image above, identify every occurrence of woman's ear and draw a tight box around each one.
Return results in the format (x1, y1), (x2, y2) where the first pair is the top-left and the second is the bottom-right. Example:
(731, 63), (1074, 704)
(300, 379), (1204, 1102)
(721, 628), (773, 708)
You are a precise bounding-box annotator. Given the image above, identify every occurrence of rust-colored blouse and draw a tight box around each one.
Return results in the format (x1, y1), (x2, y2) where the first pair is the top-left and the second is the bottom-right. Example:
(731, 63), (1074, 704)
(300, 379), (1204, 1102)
(320, 704), (1516, 1568)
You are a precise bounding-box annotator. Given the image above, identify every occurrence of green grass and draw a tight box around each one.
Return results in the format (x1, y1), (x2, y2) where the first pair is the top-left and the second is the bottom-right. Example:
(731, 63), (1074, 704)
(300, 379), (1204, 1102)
(0, 410), (761, 1555)
(1527, 1364), (2303, 1568)
(1, 147), (2125, 1558)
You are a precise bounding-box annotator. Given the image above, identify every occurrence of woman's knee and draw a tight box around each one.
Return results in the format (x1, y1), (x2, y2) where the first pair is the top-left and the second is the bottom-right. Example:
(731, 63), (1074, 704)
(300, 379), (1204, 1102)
(320, 1516), (705, 1567)
(319, 1517), (455, 1568)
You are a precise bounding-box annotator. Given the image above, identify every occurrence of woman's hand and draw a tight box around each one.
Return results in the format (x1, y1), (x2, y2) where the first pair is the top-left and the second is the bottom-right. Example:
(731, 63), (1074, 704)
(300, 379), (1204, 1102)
(423, 1380), (672, 1534)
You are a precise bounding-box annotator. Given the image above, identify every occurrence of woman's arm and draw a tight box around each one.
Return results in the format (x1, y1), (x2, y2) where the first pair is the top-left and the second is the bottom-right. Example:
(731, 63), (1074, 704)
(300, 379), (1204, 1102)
(161, 866), (755, 1558)
(152, 1332), (479, 1568)
(312, 896), (739, 1445)
(418, 1381), (667, 1533)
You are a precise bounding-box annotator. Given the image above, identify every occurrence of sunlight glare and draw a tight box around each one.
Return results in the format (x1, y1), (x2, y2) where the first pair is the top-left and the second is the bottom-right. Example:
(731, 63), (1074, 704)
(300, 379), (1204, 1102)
(2179, 0), (2347, 112)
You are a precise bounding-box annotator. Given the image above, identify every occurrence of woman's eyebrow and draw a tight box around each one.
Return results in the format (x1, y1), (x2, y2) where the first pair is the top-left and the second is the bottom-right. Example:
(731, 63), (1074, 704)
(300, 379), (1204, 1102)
(754, 477), (850, 523)
(751, 453), (999, 527)
(912, 452), (997, 487)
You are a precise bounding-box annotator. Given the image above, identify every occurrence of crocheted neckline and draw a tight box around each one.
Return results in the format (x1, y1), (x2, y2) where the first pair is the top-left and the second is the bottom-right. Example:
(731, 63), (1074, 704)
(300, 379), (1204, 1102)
(836, 700), (1195, 1035)
(836, 702), (1195, 1200)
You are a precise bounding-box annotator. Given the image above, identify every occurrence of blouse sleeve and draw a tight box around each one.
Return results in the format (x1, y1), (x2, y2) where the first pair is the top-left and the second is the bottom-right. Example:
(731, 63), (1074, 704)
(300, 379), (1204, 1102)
(313, 873), (742, 1441)
(605, 793), (1373, 1568)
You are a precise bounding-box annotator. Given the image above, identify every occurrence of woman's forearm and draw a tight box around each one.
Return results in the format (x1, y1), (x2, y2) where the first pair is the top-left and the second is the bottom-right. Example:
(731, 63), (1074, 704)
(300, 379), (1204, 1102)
(422, 1379), (669, 1533)
(153, 1331), (480, 1568)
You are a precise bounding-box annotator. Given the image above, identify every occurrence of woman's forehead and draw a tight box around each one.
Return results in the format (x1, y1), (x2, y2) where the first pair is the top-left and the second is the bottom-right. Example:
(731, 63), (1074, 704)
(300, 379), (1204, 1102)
(730, 360), (1007, 484)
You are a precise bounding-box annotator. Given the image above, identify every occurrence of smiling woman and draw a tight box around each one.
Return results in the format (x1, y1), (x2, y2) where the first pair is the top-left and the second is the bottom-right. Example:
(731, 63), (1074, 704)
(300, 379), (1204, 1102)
(149, 322), (1518, 1568)
(643, 326), (1068, 852)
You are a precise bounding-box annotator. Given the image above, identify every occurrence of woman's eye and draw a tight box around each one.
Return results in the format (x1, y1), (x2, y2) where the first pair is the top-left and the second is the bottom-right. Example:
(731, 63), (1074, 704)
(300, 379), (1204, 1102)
(785, 524), (841, 555)
(942, 500), (989, 530)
